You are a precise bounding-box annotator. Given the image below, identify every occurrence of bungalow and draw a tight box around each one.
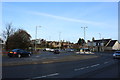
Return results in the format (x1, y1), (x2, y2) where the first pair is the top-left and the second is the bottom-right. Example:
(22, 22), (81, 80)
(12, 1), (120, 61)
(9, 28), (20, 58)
(88, 39), (120, 52)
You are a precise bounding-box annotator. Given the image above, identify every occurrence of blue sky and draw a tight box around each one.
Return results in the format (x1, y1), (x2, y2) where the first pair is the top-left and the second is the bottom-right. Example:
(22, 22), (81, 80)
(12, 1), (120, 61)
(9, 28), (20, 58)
(2, 2), (118, 43)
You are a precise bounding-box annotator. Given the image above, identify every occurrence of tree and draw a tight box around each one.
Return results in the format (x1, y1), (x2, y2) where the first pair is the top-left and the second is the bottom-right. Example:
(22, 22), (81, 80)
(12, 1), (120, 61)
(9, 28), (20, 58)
(2, 23), (15, 41)
(77, 38), (86, 45)
(2, 23), (16, 50)
(77, 38), (82, 45)
(92, 37), (95, 41)
(6, 29), (31, 50)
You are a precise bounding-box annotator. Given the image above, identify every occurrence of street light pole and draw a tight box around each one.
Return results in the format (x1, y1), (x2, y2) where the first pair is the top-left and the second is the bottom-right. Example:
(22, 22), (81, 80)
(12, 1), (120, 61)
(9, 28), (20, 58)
(59, 32), (61, 50)
(99, 33), (101, 39)
(35, 26), (41, 51)
(81, 26), (88, 44)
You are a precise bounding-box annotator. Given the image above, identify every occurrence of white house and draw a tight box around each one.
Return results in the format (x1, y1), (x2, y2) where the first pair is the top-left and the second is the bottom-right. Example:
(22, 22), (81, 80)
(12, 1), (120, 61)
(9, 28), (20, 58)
(88, 39), (120, 52)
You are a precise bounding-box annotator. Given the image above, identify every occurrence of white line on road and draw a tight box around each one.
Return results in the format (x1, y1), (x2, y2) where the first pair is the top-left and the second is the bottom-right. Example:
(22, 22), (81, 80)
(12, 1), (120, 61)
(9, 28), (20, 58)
(32, 73), (59, 79)
(74, 67), (86, 71)
(86, 66), (89, 68)
(74, 64), (100, 71)
(104, 62), (108, 64)
(90, 64), (100, 67)
(36, 56), (40, 57)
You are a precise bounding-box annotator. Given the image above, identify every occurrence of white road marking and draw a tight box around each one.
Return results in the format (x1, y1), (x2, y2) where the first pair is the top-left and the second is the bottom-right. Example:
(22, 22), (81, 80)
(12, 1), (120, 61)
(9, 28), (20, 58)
(80, 67), (85, 70)
(32, 73), (59, 79)
(90, 64), (100, 67)
(104, 62), (108, 64)
(86, 66), (90, 68)
(36, 56), (40, 57)
(74, 67), (86, 71)
(74, 64), (100, 71)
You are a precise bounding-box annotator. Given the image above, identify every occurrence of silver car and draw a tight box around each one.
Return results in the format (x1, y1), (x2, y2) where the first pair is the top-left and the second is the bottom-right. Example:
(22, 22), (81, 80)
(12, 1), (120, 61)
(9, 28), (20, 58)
(113, 51), (120, 59)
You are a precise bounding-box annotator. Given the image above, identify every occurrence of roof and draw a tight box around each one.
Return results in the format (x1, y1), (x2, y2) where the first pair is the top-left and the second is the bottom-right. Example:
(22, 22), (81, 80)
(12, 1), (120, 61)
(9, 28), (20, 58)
(106, 40), (117, 47)
(93, 39), (111, 46)
(93, 39), (111, 42)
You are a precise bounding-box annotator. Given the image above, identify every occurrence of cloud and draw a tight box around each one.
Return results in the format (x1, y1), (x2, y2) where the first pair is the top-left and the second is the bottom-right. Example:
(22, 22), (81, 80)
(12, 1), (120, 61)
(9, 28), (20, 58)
(29, 11), (105, 26)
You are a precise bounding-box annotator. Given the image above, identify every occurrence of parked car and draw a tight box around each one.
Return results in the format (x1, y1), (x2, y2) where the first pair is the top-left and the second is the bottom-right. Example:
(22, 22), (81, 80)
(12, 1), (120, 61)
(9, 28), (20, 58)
(113, 51), (120, 59)
(8, 49), (31, 58)
(43, 48), (50, 51)
(65, 49), (74, 52)
(54, 49), (60, 54)
(49, 49), (55, 52)
(80, 48), (91, 54)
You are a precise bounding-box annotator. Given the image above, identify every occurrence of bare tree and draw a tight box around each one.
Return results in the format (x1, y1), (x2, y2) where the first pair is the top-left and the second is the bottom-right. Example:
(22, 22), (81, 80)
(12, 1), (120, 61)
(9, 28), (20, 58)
(2, 23), (15, 41)
(2, 23), (16, 50)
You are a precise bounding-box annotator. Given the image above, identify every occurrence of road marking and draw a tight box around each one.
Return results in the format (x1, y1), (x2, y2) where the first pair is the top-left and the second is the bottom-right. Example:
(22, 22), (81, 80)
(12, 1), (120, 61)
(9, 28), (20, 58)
(80, 67), (85, 70)
(32, 73), (59, 79)
(74, 64), (100, 71)
(36, 56), (40, 57)
(90, 64), (100, 67)
(74, 67), (86, 71)
(86, 66), (89, 68)
(104, 62), (108, 64)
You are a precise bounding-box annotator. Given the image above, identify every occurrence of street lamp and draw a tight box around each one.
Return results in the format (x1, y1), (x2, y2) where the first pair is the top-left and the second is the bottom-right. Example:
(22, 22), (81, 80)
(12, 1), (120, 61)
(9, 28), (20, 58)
(99, 33), (101, 39)
(81, 26), (88, 44)
(59, 32), (61, 50)
(35, 26), (41, 51)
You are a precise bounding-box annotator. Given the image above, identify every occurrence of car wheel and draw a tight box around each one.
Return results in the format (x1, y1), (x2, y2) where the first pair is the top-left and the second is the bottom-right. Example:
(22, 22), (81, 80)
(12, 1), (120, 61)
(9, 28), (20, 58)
(28, 54), (31, 57)
(18, 54), (21, 58)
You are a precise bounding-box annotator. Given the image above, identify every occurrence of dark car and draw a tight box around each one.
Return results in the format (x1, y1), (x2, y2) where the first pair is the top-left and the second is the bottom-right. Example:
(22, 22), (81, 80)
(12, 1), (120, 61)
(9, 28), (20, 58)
(8, 49), (31, 58)
(54, 49), (60, 54)
(113, 51), (120, 59)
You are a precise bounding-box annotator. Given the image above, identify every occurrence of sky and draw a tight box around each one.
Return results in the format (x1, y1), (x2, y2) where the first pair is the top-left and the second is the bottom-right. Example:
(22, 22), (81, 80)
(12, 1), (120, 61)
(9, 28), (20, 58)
(2, 2), (118, 43)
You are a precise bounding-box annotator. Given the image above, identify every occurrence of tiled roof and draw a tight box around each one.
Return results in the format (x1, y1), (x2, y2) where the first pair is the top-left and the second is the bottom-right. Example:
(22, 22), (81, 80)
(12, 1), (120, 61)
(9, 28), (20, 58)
(106, 40), (117, 47)
(93, 39), (111, 46)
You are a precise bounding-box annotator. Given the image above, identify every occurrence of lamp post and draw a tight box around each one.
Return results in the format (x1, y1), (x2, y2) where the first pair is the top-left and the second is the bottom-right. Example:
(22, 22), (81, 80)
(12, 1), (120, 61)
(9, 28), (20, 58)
(59, 32), (61, 50)
(81, 26), (88, 46)
(99, 33), (101, 39)
(35, 26), (41, 51)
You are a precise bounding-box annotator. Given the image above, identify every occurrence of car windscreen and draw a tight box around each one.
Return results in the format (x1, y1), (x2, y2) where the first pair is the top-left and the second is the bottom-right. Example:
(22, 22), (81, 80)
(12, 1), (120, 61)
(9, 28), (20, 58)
(12, 49), (21, 52)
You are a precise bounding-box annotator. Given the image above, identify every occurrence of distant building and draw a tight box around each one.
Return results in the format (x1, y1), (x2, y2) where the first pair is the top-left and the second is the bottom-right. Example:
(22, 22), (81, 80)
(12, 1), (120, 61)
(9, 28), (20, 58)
(31, 39), (74, 49)
(0, 38), (4, 51)
(87, 39), (120, 52)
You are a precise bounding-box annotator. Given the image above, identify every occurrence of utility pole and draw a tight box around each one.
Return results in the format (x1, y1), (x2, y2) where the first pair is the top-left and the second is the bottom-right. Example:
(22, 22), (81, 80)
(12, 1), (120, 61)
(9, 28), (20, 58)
(99, 33), (101, 39)
(81, 26), (88, 45)
(35, 26), (41, 51)
(59, 32), (61, 50)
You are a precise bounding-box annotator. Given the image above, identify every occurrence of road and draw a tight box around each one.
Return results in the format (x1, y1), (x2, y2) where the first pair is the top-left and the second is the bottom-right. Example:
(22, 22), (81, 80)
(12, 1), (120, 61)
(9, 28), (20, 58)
(2, 52), (120, 79)
(2, 51), (76, 62)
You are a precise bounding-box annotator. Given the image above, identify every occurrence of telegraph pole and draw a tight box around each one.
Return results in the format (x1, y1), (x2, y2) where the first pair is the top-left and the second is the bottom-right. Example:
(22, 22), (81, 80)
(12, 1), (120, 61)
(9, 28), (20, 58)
(81, 26), (88, 44)
(59, 32), (61, 50)
(35, 26), (41, 51)
(99, 33), (101, 39)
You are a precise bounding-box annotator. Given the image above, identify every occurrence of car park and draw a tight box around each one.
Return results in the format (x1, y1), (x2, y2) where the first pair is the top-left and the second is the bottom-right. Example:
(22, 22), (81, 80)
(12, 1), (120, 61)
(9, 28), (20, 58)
(8, 49), (31, 58)
(113, 51), (120, 59)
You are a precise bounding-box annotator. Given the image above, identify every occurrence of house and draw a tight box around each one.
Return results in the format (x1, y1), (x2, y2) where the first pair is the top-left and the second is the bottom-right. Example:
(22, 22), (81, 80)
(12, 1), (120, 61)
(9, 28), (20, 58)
(31, 39), (74, 49)
(88, 39), (120, 52)
(0, 38), (4, 51)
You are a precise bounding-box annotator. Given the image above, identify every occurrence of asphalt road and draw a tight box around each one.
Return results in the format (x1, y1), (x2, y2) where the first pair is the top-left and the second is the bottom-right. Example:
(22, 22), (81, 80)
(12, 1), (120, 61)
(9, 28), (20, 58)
(2, 51), (76, 62)
(2, 52), (120, 79)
